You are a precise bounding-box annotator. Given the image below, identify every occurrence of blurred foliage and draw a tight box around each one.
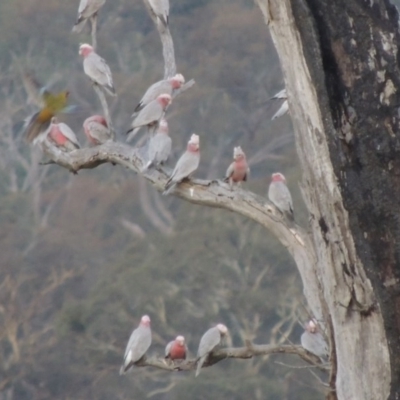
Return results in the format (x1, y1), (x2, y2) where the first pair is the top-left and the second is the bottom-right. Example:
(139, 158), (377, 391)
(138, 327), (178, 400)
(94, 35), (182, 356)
(0, 0), (326, 399)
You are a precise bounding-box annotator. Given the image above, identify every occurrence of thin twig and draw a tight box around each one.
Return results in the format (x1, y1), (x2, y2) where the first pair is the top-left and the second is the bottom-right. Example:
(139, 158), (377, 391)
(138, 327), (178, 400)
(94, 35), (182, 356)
(91, 14), (98, 51)
(92, 83), (114, 137)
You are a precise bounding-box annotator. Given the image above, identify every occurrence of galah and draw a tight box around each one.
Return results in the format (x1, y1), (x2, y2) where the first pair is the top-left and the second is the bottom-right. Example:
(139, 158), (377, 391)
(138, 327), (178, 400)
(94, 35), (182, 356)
(301, 319), (329, 360)
(196, 324), (228, 377)
(79, 43), (116, 96)
(72, 0), (106, 33)
(47, 117), (80, 151)
(142, 119), (171, 171)
(271, 88), (289, 120)
(25, 90), (72, 143)
(127, 94), (172, 140)
(147, 0), (169, 27)
(163, 133), (200, 195)
(225, 146), (250, 189)
(134, 74), (185, 113)
(83, 115), (113, 145)
(165, 335), (187, 361)
(120, 315), (152, 375)
(268, 172), (294, 221)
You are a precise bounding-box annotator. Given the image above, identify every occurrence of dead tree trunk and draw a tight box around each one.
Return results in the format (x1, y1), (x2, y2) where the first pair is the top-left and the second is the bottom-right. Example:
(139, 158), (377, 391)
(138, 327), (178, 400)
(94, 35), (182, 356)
(256, 0), (400, 398)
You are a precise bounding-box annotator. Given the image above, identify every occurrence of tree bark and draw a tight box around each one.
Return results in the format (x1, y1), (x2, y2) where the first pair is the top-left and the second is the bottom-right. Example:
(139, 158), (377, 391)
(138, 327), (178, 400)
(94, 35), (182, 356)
(256, 0), (400, 398)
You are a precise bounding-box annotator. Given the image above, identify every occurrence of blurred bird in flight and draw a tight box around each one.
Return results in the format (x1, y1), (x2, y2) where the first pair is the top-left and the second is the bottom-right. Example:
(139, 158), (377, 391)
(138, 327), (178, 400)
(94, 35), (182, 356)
(22, 71), (76, 144)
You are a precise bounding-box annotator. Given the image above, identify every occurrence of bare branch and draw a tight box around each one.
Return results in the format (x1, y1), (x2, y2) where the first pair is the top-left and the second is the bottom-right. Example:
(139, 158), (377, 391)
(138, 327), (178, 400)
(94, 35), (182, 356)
(142, 0), (176, 78)
(90, 15), (98, 51)
(39, 137), (323, 321)
(92, 84), (114, 136)
(133, 344), (329, 374)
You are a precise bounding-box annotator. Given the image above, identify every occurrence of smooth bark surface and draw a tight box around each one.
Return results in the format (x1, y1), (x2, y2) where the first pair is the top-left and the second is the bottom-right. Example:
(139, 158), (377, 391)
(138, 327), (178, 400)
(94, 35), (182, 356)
(256, 0), (400, 398)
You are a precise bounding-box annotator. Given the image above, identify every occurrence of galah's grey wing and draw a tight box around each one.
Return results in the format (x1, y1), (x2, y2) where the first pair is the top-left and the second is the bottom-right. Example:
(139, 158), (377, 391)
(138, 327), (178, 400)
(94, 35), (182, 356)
(301, 331), (328, 359)
(153, 135), (171, 164)
(165, 341), (173, 357)
(73, 0), (106, 31)
(197, 327), (220, 358)
(225, 162), (235, 180)
(170, 151), (199, 183)
(87, 120), (112, 143)
(132, 101), (162, 128)
(136, 80), (171, 112)
(122, 327), (151, 368)
(195, 327), (221, 377)
(58, 123), (80, 148)
(78, 0), (89, 14)
(271, 88), (287, 100)
(272, 100), (289, 120)
(243, 167), (250, 181)
(268, 182), (293, 214)
(148, 0), (169, 26)
(84, 54), (115, 95)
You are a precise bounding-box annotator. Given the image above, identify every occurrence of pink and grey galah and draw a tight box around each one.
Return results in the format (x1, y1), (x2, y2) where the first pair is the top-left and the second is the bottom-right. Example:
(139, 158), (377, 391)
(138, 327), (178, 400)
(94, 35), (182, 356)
(268, 172), (294, 221)
(127, 94), (172, 140)
(300, 319), (329, 360)
(165, 335), (187, 361)
(120, 315), (152, 375)
(147, 0), (169, 27)
(72, 0), (106, 33)
(271, 88), (289, 120)
(79, 44), (116, 96)
(83, 115), (113, 145)
(225, 146), (250, 189)
(47, 117), (80, 151)
(133, 74), (185, 114)
(163, 133), (200, 195)
(196, 323), (228, 377)
(142, 119), (172, 172)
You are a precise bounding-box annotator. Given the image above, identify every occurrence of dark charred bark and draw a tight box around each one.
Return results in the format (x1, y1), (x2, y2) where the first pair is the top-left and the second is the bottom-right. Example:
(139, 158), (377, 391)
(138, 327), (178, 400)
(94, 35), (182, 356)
(295, 0), (400, 396)
(257, 0), (400, 398)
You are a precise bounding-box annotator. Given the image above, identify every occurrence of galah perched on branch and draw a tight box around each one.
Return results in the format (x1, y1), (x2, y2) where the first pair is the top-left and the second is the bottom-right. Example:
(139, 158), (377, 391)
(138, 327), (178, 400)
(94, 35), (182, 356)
(268, 172), (294, 222)
(83, 115), (113, 145)
(120, 315), (152, 375)
(46, 117), (80, 152)
(142, 119), (171, 172)
(24, 90), (73, 144)
(72, 0), (106, 33)
(147, 0), (169, 27)
(300, 319), (329, 361)
(133, 74), (185, 114)
(163, 133), (200, 195)
(79, 44), (116, 97)
(165, 335), (187, 361)
(271, 89), (289, 120)
(127, 94), (172, 140)
(196, 324), (228, 377)
(224, 146), (250, 189)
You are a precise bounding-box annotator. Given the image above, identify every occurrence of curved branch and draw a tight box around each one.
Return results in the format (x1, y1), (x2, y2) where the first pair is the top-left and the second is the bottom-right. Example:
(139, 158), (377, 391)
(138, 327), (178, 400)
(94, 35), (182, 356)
(134, 343), (329, 373)
(39, 138), (323, 321)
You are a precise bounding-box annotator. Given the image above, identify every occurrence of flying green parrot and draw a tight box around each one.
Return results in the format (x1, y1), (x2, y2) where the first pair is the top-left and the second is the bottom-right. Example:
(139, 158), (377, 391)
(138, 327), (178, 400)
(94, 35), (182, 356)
(24, 86), (75, 144)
